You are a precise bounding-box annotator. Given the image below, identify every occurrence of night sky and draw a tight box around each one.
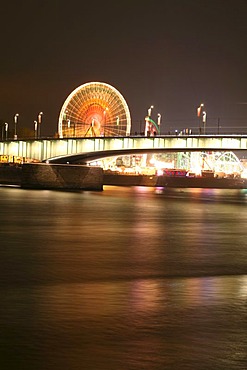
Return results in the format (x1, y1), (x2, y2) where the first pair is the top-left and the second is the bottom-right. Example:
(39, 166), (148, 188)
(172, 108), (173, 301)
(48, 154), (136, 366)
(1, 0), (247, 136)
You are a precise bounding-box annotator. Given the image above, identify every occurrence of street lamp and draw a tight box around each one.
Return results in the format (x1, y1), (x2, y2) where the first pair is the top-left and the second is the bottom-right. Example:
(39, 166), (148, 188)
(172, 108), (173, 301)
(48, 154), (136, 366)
(5, 122), (8, 140)
(197, 103), (204, 134)
(144, 116), (149, 136)
(197, 103), (204, 117)
(145, 105), (154, 137)
(14, 113), (19, 140)
(202, 111), (207, 134)
(34, 121), (38, 139)
(157, 113), (161, 126)
(148, 105), (154, 117)
(38, 112), (43, 138)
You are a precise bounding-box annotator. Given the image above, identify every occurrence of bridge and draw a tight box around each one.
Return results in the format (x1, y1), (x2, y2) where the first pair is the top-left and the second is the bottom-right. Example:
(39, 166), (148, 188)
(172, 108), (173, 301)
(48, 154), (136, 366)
(1, 134), (247, 162)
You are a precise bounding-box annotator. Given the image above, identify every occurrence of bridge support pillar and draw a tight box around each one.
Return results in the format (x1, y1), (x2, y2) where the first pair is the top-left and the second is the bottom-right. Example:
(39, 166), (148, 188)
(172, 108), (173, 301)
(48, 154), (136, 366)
(21, 163), (103, 191)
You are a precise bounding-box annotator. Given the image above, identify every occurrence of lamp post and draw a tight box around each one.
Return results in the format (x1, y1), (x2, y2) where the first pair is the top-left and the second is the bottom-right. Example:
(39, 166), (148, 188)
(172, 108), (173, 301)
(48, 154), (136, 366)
(202, 111), (207, 134)
(157, 113), (161, 134)
(144, 116), (149, 136)
(5, 122), (8, 140)
(197, 103), (204, 134)
(157, 113), (161, 125)
(34, 121), (38, 139)
(38, 112), (43, 138)
(197, 103), (204, 117)
(148, 105), (154, 117)
(14, 113), (19, 140)
(145, 105), (154, 136)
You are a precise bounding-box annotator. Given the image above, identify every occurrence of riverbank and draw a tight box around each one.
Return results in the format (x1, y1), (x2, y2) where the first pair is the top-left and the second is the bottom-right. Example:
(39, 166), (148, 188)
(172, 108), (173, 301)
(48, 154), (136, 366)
(1, 164), (247, 189)
(103, 173), (247, 189)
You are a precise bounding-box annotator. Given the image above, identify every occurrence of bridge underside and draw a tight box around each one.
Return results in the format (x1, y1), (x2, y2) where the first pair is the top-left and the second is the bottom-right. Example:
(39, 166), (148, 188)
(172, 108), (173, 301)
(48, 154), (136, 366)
(42, 147), (242, 165)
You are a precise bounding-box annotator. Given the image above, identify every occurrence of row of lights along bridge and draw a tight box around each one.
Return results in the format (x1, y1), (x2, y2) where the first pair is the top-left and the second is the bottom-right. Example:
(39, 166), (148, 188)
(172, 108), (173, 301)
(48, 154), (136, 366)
(144, 103), (207, 136)
(1, 112), (43, 141)
(2, 104), (207, 140)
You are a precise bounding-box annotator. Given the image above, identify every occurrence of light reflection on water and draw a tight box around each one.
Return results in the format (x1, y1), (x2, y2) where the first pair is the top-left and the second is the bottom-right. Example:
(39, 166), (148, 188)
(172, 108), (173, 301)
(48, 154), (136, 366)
(0, 186), (247, 370)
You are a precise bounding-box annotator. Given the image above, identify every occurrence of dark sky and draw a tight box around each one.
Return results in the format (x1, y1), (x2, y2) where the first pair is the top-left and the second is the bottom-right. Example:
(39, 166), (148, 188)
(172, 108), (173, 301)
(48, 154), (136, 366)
(1, 0), (247, 136)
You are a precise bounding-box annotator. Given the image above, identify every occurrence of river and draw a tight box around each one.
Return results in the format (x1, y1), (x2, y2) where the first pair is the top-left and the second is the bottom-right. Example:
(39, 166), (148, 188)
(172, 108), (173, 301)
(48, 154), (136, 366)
(0, 186), (246, 370)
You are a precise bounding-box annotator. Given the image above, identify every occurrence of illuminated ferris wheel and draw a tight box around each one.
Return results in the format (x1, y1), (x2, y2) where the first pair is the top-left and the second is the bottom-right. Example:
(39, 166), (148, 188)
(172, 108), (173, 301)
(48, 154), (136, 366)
(58, 82), (131, 138)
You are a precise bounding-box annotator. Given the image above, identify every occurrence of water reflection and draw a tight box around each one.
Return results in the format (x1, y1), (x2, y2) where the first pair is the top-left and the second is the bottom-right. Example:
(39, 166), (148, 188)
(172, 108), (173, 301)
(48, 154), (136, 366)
(0, 187), (247, 370)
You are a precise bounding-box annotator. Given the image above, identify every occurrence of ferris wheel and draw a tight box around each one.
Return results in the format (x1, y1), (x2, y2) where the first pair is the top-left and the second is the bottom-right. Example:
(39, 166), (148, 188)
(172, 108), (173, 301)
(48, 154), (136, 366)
(58, 82), (131, 138)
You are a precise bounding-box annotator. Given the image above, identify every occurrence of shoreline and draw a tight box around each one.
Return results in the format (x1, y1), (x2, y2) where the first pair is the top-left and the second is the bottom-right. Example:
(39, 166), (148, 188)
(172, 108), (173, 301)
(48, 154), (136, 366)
(1, 164), (247, 190)
(103, 173), (247, 189)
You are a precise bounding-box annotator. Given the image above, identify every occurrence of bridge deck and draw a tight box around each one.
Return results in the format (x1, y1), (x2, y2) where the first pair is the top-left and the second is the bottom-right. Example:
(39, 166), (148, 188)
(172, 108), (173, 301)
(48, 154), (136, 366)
(1, 135), (247, 162)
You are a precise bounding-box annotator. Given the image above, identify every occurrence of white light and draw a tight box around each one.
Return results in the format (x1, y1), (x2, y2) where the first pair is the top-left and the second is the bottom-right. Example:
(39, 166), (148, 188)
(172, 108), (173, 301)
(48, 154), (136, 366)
(197, 103), (204, 117)
(14, 113), (19, 124)
(38, 112), (43, 124)
(157, 113), (161, 125)
(148, 105), (154, 117)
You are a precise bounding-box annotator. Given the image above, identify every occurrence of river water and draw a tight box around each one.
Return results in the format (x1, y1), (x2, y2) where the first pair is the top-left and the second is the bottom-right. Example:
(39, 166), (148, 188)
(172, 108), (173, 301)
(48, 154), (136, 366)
(0, 186), (246, 370)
